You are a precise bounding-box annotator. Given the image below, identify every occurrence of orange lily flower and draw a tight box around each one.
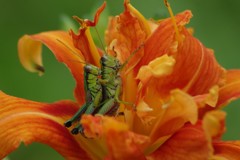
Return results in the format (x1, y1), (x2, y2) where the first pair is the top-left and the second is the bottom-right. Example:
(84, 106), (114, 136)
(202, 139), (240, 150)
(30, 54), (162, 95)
(1, 0), (240, 159)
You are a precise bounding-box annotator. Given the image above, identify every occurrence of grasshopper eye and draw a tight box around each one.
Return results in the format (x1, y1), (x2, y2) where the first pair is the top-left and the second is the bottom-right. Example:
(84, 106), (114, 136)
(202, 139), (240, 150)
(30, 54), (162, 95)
(116, 60), (121, 69)
(100, 55), (108, 63)
(84, 65), (92, 72)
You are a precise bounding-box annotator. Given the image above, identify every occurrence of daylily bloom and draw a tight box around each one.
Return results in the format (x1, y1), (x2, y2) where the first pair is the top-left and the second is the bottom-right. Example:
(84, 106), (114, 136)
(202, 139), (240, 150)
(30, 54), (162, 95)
(1, 0), (240, 159)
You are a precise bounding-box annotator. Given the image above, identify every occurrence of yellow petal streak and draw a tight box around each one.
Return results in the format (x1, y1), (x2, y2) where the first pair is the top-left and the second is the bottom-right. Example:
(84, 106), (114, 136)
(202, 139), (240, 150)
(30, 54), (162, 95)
(70, 27), (101, 67)
(124, 0), (151, 36)
(70, 2), (106, 67)
(0, 91), (90, 159)
(217, 70), (240, 107)
(149, 122), (210, 160)
(137, 54), (175, 85)
(203, 111), (226, 138)
(204, 85), (219, 107)
(81, 115), (150, 159)
(203, 110), (226, 158)
(148, 89), (198, 152)
(213, 141), (240, 159)
(18, 31), (86, 104)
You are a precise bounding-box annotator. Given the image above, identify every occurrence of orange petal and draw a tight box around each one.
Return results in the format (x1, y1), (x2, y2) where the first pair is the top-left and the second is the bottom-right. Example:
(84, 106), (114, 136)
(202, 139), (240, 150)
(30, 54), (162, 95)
(136, 54), (175, 96)
(149, 122), (211, 160)
(202, 110), (226, 157)
(217, 70), (240, 107)
(81, 115), (149, 160)
(213, 141), (240, 159)
(0, 91), (90, 159)
(70, 2), (106, 67)
(148, 30), (224, 99)
(199, 70), (240, 117)
(18, 35), (44, 75)
(18, 31), (85, 104)
(105, 3), (148, 113)
(105, 1), (147, 72)
(195, 85), (219, 108)
(149, 89), (198, 143)
(70, 28), (101, 67)
(124, 0), (151, 36)
(83, 1), (106, 27)
(203, 110), (226, 140)
(195, 85), (220, 118)
(142, 55), (175, 78)
(137, 10), (192, 68)
(137, 11), (225, 98)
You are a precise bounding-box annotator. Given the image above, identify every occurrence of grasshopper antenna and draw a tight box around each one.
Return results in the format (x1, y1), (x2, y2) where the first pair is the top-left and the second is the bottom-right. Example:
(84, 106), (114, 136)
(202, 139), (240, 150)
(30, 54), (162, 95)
(120, 43), (144, 71)
(94, 27), (107, 55)
(164, 0), (182, 42)
(56, 39), (88, 65)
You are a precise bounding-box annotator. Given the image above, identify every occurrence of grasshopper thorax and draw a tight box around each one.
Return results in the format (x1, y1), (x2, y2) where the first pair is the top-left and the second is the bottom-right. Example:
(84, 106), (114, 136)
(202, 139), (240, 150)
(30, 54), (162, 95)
(84, 64), (101, 76)
(100, 54), (121, 71)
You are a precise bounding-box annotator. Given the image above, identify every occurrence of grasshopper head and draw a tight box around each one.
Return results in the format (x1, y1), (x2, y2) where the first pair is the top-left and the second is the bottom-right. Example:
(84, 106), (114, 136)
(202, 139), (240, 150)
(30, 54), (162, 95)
(84, 64), (101, 76)
(101, 54), (121, 71)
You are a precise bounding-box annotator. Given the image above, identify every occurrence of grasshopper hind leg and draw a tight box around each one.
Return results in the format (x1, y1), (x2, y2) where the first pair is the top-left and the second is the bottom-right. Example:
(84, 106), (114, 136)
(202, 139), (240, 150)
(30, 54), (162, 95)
(64, 103), (88, 128)
(71, 124), (88, 138)
(94, 98), (119, 116)
(67, 102), (97, 136)
(106, 103), (119, 116)
(71, 123), (81, 134)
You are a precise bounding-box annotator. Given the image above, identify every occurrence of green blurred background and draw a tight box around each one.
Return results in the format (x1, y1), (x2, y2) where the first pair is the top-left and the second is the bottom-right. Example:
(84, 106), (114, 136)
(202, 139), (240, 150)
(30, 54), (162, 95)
(0, 0), (240, 159)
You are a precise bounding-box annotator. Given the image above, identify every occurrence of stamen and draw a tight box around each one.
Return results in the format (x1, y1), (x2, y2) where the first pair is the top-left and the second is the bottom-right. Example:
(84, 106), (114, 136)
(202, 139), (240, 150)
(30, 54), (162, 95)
(164, 0), (182, 42)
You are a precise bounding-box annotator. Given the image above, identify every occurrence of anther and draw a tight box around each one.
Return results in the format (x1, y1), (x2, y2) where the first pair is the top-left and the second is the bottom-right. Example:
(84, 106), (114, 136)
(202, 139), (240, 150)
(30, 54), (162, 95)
(164, 0), (182, 42)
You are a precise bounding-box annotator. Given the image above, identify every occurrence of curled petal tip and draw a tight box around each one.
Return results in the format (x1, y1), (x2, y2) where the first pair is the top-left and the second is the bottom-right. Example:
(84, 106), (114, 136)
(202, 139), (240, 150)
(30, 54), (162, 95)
(18, 35), (44, 75)
(72, 2), (106, 27)
(85, 1), (106, 27)
(34, 64), (45, 76)
(0, 92), (90, 159)
(72, 15), (84, 24)
(124, 0), (130, 7)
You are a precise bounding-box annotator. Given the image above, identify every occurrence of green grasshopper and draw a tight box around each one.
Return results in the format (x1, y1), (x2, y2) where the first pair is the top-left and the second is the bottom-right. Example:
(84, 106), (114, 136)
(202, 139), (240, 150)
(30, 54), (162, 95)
(61, 44), (142, 135)
(58, 27), (143, 136)
(64, 64), (103, 135)
(92, 54), (122, 115)
(57, 39), (104, 135)
(93, 45), (143, 117)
